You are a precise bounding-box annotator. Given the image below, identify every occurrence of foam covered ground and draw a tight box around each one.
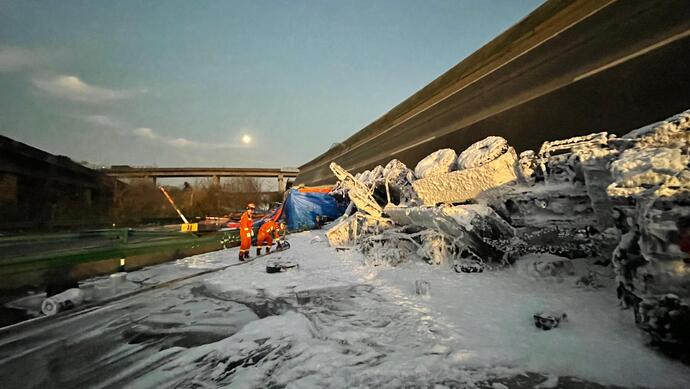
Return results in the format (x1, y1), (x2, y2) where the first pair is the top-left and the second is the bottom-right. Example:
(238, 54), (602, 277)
(126, 231), (690, 388)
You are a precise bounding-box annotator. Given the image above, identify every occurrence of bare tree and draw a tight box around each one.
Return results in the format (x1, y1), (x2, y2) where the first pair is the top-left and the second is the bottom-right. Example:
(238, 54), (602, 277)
(111, 176), (278, 225)
(112, 179), (174, 224)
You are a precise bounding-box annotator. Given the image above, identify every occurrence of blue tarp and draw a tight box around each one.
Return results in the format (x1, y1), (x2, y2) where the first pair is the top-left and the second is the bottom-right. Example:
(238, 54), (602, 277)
(283, 189), (345, 231)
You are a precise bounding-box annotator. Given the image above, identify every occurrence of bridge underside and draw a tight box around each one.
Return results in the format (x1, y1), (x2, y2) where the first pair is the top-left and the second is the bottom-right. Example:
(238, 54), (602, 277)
(0, 136), (117, 230)
(102, 167), (299, 192)
(296, 0), (690, 186)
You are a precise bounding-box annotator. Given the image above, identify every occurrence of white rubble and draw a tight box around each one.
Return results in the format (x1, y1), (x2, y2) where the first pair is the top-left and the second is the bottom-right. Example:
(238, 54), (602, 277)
(329, 162), (383, 218)
(369, 164), (384, 184)
(358, 169), (370, 183)
(383, 203), (514, 265)
(623, 109), (690, 147)
(382, 159), (417, 204)
(495, 183), (598, 230)
(325, 212), (360, 247)
(383, 158), (414, 184)
(326, 211), (392, 248)
(518, 150), (538, 185)
(327, 108), (690, 357)
(573, 143), (619, 229)
(608, 147), (689, 198)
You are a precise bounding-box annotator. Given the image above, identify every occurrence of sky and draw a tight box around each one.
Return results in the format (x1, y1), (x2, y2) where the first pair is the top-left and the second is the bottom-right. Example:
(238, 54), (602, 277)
(0, 0), (543, 169)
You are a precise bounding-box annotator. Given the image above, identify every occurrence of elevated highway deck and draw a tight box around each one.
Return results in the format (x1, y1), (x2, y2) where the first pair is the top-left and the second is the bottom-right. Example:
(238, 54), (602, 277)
(102, 167), (299, 191)
(296, 0), (690, 185)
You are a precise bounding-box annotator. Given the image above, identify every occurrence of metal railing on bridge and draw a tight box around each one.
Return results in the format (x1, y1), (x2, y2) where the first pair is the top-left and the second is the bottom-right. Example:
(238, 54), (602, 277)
(101, 166), (299, 191)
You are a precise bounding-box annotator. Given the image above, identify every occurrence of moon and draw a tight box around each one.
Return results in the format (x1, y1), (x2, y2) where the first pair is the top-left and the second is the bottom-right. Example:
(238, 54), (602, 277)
(242, 134), (252, 144)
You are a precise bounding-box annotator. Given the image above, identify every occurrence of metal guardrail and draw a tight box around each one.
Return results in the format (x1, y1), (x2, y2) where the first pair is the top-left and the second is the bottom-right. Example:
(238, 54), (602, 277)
(0, 229), (240, 292)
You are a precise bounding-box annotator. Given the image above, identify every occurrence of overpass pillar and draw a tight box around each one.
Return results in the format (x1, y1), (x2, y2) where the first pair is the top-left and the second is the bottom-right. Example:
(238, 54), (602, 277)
(278, 174), (285, 192)
(84, 188), (92, 208)
(0, 173), (18, 206)
(113, 180), (121, 204)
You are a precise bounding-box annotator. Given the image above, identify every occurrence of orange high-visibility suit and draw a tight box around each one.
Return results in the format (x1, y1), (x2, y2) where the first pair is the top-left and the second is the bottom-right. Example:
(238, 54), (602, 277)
(257, 220), (281, 253)
(239, 210), (253, 255)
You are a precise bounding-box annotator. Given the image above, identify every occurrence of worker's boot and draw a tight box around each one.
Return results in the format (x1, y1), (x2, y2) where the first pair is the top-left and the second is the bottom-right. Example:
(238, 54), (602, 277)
(276, 242), (283, 251)
(266, 247), (271, 254)
(256, 247), (262, 256)
(244, 251), (250, 260)
(239, 251), (245, 262)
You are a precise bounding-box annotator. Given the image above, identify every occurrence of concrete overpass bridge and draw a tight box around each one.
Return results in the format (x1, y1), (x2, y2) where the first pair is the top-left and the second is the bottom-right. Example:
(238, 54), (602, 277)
(101, 167), (299, 191)
(0, 135), (117, 230)
(296, 0), (690, 185)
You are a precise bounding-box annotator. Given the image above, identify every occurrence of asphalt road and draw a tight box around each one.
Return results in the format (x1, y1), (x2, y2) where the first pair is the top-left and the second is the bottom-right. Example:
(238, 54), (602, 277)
(0, 262), (629, 389)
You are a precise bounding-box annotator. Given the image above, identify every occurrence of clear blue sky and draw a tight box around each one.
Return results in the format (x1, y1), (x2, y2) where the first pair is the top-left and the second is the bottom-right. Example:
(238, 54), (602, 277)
(0, 0), (542, 168)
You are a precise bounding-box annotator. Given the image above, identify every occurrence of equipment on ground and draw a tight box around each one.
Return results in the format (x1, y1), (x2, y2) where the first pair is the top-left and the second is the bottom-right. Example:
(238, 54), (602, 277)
(266, 260), (298, 274)
(534, 312), (568, 330)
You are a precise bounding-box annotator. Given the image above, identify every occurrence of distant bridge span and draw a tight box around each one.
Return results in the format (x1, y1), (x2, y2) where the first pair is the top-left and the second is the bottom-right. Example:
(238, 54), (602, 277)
(101, 167), (299, 191)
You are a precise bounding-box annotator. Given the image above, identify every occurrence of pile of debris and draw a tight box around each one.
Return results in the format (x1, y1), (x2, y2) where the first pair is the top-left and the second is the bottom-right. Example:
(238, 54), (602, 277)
(326, 109), (690, 354)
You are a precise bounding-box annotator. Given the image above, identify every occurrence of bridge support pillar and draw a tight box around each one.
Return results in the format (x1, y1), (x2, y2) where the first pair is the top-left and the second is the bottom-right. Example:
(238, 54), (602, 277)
(0, 173), (18, 206)
(278, 174), (285, 192)
(84, 188), (92, 208)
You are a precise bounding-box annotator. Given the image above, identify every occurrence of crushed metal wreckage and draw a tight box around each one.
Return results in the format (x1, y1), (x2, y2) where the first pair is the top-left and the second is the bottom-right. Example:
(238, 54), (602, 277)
(326, 109), (690, 355)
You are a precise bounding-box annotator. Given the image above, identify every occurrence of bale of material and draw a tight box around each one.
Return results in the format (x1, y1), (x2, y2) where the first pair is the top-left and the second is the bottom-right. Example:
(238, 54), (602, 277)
(414, 148), (457, 179)
(412, 149), (519, 205)
(456, 136), (509, 170)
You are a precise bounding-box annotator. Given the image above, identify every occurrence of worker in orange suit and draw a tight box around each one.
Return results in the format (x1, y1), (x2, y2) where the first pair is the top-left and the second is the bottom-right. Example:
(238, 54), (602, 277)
(256, 219), (284, 256)
(239, 203), (255, 261)
(275, 222), (287, 250)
